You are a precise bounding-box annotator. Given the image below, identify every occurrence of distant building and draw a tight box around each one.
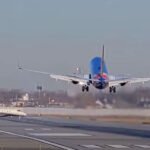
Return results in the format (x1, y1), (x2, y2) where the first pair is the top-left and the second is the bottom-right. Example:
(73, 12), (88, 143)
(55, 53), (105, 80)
(22, 93), (29, 101)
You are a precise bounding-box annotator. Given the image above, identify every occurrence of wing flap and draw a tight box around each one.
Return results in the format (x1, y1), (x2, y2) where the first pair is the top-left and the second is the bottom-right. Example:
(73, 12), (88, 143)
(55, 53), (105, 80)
(50, 74), (100, 84)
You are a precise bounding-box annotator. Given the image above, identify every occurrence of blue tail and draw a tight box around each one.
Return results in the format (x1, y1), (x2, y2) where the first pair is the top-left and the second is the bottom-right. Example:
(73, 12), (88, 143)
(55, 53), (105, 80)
(90, 57), (108, 77)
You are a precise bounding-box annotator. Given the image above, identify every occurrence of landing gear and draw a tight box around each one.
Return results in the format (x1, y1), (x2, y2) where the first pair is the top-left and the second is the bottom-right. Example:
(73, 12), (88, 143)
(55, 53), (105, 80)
(86, 86), (89, 92)
(109, 86), (116, 93)
(82, 85), (89, 92)
(82, 86), (85, 92)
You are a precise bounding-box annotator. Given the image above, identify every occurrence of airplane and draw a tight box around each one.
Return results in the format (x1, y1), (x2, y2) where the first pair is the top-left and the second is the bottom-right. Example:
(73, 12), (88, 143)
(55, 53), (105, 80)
(18, 45), (150, 93)
(0, 108), (26, 117)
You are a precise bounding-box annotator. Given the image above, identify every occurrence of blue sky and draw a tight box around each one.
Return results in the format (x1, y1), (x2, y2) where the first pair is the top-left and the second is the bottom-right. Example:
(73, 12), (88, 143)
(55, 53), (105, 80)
(0, 0), (150, 91)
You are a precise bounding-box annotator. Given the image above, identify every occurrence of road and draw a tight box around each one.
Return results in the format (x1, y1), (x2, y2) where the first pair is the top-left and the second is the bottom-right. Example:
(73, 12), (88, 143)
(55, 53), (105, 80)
(0, 116), (150, 150)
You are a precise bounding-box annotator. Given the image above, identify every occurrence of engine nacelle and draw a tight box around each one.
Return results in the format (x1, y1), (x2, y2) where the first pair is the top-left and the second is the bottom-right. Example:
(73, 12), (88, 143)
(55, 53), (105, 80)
(120, 82), (127, 86)
(72, 81), (79, 84)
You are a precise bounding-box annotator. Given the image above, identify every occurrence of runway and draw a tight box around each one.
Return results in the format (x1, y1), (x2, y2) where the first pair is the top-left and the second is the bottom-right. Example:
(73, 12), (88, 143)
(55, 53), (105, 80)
(0, 116), (150, 150)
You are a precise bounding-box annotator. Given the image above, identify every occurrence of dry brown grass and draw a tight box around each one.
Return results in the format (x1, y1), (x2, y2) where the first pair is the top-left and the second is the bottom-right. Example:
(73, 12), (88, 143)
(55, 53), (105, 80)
(34, 114), (150, 124)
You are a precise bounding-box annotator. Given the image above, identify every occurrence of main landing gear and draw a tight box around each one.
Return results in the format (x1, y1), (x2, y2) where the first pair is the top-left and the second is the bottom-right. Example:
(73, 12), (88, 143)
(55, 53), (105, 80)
(109, 86), (116, 93)
(82, 85), (89, 92)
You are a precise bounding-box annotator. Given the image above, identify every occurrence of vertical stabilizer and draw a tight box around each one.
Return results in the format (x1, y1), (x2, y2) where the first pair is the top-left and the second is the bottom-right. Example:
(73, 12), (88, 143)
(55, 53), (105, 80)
(100, 45), (105, 75)
(90, 45), (108, 77)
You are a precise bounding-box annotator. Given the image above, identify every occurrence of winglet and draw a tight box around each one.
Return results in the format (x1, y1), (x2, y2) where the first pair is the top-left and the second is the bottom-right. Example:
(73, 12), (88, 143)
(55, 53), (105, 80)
(17, 62), (23, 70)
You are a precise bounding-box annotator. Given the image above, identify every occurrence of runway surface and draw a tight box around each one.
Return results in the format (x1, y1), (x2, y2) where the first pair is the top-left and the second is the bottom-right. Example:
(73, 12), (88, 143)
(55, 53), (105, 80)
(0, 116), (150, 150)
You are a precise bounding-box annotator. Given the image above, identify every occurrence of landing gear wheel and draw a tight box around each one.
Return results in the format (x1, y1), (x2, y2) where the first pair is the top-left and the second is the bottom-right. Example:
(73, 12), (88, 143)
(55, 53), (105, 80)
(109, 86), (116, 93)
(86, 86), (89, 92)
(82, 86), (89, 92)
(82, 86), (85, 92)
(113, 87), (116, 93)
(109, 87), (112, 93)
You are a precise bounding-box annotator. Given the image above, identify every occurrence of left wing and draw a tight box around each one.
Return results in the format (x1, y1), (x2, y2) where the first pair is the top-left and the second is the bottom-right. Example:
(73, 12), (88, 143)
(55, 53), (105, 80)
(109, 77), (150, 87)
(19, 66), (99, 85)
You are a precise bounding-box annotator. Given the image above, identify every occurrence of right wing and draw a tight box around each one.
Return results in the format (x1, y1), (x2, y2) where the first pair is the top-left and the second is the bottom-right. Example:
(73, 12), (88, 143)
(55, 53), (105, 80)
(109, 77), (150, 87)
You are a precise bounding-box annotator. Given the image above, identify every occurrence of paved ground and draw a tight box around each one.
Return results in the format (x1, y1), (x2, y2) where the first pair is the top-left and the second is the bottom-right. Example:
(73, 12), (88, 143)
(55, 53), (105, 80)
(0, 116), (150, 150)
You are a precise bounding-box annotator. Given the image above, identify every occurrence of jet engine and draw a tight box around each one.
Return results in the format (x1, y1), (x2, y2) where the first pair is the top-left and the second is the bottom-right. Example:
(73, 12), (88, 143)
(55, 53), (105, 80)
(72, 81), (79, 84)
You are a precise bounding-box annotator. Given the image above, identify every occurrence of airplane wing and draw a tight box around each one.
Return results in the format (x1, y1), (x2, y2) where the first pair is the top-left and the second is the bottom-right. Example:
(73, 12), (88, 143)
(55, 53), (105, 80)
(19, 66), (99, 85)
(18, 66), (51, 75)
(109, 77), (150, 87)
(19, 66), (150, 88)
(50, 74), (100, 83)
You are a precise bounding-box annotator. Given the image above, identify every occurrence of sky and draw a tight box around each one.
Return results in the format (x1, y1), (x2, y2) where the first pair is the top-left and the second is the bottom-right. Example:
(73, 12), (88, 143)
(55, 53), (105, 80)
(0, 0), (150, 91)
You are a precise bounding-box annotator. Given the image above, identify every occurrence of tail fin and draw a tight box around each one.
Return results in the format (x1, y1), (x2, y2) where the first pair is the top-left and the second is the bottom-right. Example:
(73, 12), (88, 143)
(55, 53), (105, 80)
(90, 45), (108, 76)
(100, 45), (105, 75)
